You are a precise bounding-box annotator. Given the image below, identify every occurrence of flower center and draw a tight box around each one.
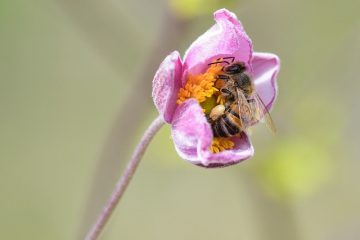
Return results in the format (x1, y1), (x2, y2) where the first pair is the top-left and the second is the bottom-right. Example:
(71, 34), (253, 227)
(176, 65), (221, 106)
(177, 64), (235, 153)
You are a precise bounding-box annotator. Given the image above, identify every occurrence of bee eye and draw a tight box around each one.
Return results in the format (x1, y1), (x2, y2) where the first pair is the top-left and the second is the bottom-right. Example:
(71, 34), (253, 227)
(224, 63), (246, 74)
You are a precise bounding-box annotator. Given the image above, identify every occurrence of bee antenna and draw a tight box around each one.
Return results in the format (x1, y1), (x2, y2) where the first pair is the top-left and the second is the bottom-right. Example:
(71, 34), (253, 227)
(208, 60), (230, 66)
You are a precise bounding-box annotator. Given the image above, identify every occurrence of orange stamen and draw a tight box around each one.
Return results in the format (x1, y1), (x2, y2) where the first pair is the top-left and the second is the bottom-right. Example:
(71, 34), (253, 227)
(177, 65), (222, 105)
(210, 137), (235, 153)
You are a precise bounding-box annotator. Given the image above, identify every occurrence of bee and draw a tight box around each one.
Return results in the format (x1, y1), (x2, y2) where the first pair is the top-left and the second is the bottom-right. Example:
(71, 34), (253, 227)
(208, 58), (276, 137)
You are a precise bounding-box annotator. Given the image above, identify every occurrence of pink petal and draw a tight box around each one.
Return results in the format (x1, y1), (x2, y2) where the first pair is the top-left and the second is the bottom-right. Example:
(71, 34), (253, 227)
(251, 52), (280, 111)
(182, 8), (253, 85)
(198, 133), (254, 168)
(171, 99), (254, 168)
(152, 51), (183, 123)
(171, 99), (212, 164)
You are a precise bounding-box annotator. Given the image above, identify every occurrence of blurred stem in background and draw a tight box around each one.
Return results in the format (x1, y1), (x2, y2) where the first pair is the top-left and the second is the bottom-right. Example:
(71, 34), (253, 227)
(57, 6), (191, 238)
(85, 116), (165, 240)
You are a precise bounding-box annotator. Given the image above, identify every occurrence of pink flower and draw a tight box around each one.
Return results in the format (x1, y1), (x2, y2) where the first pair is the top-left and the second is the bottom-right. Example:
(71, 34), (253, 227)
(152, 8), (280, 168)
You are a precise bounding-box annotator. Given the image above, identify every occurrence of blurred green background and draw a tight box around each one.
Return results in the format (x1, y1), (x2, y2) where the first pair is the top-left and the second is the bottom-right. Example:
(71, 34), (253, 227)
(1, 0), (360, 239)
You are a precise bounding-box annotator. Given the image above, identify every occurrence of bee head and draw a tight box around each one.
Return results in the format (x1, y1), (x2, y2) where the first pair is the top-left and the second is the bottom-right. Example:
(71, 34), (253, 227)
(223, 62), (246, 75)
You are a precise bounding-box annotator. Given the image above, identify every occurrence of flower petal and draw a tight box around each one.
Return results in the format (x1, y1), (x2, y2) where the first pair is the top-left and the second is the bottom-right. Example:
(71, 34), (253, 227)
(251, 52), (280, 111)
(182, 8), (253, 85)
(171, 99), (254, 168)
(152, 51), (183, 123)
(198, 133), (254, 168)
(171, 99), (212, 164)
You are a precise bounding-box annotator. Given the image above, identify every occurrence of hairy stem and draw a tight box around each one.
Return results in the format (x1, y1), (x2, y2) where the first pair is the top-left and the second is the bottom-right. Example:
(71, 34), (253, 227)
(79, 10), (189, 237)
(85, 116), (165, 240)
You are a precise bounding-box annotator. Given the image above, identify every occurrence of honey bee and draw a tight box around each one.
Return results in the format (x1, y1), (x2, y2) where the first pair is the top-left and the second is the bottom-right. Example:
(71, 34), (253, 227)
(208, 58), (276, 137)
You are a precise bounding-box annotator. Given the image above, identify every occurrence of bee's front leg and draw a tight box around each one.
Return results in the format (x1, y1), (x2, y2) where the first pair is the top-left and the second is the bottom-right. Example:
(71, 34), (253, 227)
(220, 88), (235, 102)
(217, 74), (230, 81)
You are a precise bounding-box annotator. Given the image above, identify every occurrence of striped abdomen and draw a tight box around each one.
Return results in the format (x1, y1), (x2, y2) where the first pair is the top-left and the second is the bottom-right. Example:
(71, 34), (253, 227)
(211, 103), (242, 137)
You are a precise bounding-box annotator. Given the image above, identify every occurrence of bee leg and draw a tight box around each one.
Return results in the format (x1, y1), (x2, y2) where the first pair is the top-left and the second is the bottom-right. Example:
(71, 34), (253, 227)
(216, 74), (230, 80)
(209, 104), (225, 121)
(205, 114), (213, 123)
(224, 101), (232, 108)
(220, 88), (235, 101)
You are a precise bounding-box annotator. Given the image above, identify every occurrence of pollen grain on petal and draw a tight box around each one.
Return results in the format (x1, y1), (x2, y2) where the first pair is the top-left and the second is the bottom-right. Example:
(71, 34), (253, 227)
(210, 137), (235, 153)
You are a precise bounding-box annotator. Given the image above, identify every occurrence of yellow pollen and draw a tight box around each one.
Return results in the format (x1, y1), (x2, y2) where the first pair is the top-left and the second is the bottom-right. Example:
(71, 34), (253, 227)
(177, 65), (222, 105)
(216, 94), (226, 105)
(176, 62), (235, 153)
(210, 137), (235, 153)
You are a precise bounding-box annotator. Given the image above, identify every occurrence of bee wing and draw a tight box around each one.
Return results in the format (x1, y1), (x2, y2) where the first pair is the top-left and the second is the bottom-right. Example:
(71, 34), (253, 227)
(252, 93), (277, 134)
(235, 88), (253, 130)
